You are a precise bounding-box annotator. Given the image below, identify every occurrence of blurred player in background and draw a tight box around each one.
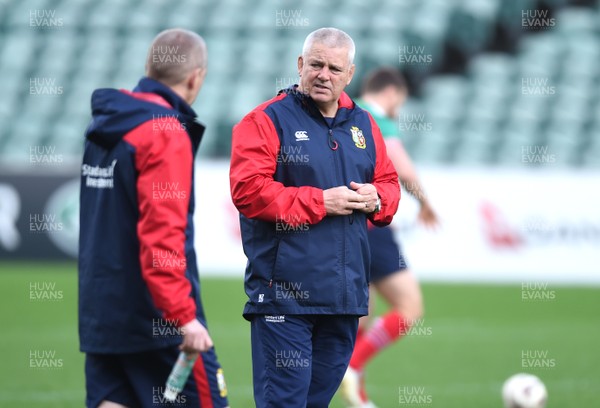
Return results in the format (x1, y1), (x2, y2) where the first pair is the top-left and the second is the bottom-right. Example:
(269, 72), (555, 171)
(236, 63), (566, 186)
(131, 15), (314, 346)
(78, 29), (229, 408)
(230, 28), (399, 407)
(341, 68), (440, 408)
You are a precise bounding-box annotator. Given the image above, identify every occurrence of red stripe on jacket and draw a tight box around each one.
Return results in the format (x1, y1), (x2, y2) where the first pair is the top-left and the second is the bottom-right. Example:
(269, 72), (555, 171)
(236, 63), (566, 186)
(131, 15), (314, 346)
(230, 100), (327, 226)
(366, 112), (400, 225)
(123, 92), (196, 327)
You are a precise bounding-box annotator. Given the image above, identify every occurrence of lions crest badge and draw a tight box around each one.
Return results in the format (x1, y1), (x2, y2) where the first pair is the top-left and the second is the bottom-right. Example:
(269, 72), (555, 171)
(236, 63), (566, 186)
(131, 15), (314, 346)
(350, 126), (366, 149)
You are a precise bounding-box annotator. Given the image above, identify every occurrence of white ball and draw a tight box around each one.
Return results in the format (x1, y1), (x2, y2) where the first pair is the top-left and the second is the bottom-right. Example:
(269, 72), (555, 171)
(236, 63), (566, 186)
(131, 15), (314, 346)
(502, 373), (547, 408)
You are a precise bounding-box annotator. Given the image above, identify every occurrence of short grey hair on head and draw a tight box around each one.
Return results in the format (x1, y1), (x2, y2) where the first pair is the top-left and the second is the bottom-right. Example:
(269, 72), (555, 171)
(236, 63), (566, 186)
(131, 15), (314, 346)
(302, 27), (356, 66)
(146, 28), (207, 86)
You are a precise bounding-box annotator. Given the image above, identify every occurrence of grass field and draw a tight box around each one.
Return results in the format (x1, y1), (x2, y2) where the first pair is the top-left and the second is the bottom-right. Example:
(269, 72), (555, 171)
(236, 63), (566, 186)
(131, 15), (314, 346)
(1, 262), (599, 407)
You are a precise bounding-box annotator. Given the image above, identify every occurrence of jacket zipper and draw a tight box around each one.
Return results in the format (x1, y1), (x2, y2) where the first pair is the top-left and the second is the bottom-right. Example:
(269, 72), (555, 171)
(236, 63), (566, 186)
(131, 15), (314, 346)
(326, 124), (347, 311)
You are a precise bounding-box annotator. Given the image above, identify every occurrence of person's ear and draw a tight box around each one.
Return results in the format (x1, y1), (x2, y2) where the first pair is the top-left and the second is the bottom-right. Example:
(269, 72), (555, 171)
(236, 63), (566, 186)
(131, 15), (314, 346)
(346, 64), (355, 85)
(297, 56), (304, 76)
(189, 68), (204, 92)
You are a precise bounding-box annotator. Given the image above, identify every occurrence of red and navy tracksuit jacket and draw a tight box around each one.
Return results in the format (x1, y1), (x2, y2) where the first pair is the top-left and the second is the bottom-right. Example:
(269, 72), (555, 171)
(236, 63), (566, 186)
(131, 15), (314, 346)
(79, 77), (207, 352)
(230, 87), (400, 318)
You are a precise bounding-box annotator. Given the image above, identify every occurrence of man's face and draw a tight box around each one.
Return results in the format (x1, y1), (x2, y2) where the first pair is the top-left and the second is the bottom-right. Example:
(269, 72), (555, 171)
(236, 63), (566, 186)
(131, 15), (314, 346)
(297, 42), (355, 114)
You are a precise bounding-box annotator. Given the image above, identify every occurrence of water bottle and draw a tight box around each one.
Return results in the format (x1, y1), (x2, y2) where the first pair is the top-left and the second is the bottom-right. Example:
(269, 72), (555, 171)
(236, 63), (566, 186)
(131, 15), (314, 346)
(164, 351), (198, 401)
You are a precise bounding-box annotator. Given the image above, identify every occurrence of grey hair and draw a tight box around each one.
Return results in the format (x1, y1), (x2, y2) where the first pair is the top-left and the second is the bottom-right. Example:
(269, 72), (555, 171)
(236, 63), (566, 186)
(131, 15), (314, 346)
(302, 27), (356, 65)
(146, 28), (207, 86)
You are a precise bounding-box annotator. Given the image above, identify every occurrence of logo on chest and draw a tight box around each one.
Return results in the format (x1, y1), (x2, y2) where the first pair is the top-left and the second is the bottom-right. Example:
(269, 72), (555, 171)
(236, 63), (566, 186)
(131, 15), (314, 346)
(294, 130), (309, 141)
(350, 126), (366, 149)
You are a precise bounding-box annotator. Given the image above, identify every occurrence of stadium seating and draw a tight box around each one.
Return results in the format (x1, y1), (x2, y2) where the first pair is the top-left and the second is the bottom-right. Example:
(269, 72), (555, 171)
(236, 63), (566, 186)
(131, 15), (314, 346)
(0, 0), (598, 167)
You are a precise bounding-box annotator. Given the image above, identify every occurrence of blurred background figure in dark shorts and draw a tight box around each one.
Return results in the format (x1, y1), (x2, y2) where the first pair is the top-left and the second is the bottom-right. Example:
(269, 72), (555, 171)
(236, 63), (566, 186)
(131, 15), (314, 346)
(341, 68), (440, 408)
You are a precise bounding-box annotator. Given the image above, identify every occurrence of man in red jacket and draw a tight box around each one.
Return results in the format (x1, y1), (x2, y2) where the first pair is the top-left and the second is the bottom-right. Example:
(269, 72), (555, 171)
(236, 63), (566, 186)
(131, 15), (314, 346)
(79, 29), (228, 408)
(230, 28), (400, 407)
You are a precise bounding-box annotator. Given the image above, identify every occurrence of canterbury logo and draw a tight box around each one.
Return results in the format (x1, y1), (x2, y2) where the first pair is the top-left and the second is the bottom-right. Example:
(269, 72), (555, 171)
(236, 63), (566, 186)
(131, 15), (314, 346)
(294, 130), (309, 141)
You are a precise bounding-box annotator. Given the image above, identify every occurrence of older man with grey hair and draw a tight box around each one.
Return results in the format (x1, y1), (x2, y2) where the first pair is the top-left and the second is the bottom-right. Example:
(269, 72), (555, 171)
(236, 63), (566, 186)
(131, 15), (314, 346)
(230, 27), (400, 407)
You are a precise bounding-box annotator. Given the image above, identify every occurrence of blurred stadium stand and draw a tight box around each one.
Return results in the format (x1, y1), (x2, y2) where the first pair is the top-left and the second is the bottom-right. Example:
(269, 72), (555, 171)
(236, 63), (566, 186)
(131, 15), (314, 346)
(0, 0), (598, 165)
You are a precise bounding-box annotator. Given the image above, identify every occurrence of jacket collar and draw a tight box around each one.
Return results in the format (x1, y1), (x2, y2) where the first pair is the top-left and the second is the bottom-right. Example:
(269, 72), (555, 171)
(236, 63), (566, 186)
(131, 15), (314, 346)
(282, 85), (356, 125)
(134, 77), (205, 151)
(134, 77), (197, 119)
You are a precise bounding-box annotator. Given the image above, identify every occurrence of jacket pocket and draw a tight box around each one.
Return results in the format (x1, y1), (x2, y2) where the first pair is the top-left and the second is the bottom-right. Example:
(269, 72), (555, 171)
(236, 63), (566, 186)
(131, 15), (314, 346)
(270, 237), (284, 285)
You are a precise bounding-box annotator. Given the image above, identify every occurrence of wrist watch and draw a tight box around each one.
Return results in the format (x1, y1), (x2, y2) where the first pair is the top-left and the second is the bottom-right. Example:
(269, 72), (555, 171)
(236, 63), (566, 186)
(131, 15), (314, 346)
(373, 197), (381, 214)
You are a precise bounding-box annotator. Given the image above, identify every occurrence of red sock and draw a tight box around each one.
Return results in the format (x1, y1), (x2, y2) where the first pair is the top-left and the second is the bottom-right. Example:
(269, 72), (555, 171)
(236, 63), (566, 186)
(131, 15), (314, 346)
(350, 310), (409, 370)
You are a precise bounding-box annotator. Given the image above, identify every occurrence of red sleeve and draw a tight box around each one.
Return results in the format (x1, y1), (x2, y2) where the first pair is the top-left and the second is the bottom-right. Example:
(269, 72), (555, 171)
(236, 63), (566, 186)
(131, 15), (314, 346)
(229, 109), (327, 225)
(124, 118), (196, 327)
(367, 113), (400, 226)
